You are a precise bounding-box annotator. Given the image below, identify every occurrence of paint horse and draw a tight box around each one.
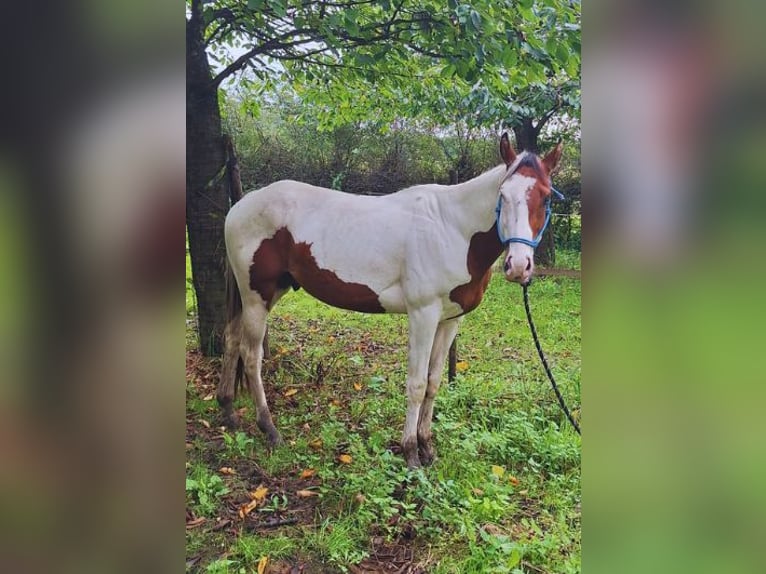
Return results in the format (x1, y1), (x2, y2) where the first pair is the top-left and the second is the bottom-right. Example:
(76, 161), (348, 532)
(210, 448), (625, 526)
(217, 133), (562, 468)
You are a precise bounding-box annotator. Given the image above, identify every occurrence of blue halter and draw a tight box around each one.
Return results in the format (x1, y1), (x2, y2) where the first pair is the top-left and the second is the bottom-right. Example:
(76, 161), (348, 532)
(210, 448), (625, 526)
(495, 185), (565, 248)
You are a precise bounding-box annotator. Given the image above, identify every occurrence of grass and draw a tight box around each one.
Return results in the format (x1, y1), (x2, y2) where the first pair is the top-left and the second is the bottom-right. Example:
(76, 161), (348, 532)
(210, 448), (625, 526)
(186, 272), (580, 573)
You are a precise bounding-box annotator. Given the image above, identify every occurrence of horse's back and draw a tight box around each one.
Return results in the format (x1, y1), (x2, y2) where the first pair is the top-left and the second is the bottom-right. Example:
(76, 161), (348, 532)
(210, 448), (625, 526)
(225, 180), (410, 312)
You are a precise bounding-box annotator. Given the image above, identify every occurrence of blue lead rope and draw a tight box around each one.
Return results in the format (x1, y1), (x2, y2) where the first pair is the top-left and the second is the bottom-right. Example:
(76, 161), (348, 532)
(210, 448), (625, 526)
(495, 186), (565, 248)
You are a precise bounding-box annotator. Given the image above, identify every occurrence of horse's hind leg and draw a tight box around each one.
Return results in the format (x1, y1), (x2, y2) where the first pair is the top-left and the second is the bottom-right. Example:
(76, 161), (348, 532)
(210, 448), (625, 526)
(240, 300), (283, 446)
(217, 315), (243, 428)
(417, 318), (461, 465)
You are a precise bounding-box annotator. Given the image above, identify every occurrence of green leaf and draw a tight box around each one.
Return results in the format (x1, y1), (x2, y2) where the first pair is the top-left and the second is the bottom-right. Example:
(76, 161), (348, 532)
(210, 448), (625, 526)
(441, 63), (457, 78)
(269, 0), (287, 18)
(555, 43), (571, 68)
(355, 53), (374, 66)
(507, 547), (521, 568)
(344, 10), (361, 36)
(470, 10), (482, 31)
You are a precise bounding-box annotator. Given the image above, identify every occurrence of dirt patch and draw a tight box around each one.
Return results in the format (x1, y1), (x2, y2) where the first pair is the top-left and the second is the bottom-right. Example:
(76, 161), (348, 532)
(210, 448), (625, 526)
(349, 537), (426, 574)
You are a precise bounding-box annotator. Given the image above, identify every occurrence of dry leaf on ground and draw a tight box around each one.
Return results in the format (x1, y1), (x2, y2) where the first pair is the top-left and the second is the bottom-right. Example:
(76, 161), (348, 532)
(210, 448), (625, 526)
(250, 485), (269, 501)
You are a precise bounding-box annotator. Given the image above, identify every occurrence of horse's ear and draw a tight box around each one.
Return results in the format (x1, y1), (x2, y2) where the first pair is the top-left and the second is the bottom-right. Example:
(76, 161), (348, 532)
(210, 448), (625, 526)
(499, 132), (516, 166)
(542, 142), (563, 174)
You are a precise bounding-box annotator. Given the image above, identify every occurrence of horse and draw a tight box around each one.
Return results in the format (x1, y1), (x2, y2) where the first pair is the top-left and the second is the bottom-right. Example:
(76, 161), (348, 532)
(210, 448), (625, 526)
(217, 133), (562, 468)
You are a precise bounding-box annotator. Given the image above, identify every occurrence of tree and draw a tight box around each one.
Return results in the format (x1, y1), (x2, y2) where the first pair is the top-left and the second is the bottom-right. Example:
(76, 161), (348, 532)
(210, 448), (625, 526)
(186, 0), (580, 354)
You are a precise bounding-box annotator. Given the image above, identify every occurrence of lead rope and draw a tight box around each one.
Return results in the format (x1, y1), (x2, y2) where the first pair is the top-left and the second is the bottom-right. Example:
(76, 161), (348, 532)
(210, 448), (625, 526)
(522, 283), (581, 435)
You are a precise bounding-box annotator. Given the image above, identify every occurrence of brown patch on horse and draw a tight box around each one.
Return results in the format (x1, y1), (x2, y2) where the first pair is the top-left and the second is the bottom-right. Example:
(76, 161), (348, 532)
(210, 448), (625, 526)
(515, 162), (551, 238)
(449, 225), (505, 314)
(249, 227), (385, 313)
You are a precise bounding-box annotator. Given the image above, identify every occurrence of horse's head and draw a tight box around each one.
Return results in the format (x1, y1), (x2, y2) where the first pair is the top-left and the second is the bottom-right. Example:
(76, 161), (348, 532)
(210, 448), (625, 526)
(496, 133), (562, 285)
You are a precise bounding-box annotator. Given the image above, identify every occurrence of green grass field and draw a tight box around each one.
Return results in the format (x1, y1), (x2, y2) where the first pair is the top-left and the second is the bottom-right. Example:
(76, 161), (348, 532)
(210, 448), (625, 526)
(186, 269), (580, 573)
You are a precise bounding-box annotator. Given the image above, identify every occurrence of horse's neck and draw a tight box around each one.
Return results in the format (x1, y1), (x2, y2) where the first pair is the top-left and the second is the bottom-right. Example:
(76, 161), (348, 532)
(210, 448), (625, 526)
(443, 165), (506, 238)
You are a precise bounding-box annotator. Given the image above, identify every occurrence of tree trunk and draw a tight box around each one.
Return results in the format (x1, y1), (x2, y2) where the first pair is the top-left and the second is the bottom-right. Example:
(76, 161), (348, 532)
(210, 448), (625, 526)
(512, 118), (539, 153)
(513, 117), (555, 267)
(536, 226), (556, 268)
(187, 13), (228, 355)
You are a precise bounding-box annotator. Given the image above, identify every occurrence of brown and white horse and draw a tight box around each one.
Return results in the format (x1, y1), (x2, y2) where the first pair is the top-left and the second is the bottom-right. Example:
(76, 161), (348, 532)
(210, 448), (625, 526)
(217, 133), (562, 468)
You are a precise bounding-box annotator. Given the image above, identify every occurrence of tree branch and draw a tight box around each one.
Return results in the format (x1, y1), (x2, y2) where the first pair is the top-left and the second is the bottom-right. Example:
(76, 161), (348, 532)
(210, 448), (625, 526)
(534, 102), (562, 133)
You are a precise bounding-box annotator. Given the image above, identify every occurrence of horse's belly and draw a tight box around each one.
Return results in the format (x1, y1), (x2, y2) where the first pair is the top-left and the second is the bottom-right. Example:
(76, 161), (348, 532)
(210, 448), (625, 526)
(295, 273), (387, 313)
(288, 244), (389, 313)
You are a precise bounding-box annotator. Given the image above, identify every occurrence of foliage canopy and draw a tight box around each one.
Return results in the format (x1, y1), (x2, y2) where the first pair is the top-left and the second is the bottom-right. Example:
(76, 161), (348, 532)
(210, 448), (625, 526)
(192, 0), (580, 129)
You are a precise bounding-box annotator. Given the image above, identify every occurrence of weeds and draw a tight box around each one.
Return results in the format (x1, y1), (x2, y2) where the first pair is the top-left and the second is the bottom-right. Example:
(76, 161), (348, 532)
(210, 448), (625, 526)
(186, 274), (580, 572)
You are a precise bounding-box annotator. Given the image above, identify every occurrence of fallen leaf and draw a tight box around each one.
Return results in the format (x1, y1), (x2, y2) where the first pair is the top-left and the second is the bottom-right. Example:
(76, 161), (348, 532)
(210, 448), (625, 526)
(519, 489), (529, 496)
(284, 388), (298, 397)
(296, 489), (319, 498)
(338, 454), (352, 464)
(308, 438), (323, 450)
(218, 467), (236, 475)
(508, 475), (520, 486)
(257, 555), (268, 574)
(455, 361), (469, 372)
(353, 382), (362, 391)
(249, 485), (269, 502)
(299, 468), (316, 479)
(491, 465), (505, 478)
(239, 499), (259, 519)
(330, 399), (342, 407)
(327, 336), (335, 343)
(185, 517), (206, 529)
(202, 393), (215, 401)
(472, 488), (485, 496)
(199, 419), (210, 429)
(355, 493), (366, 504)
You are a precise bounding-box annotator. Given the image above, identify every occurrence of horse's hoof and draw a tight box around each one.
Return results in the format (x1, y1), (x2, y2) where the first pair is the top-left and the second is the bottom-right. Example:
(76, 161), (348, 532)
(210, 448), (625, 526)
(267, 432), (284, 448)
(222, 415), (240, 430)
(418, 444), (436, 466)
(405, 454), (422, 469)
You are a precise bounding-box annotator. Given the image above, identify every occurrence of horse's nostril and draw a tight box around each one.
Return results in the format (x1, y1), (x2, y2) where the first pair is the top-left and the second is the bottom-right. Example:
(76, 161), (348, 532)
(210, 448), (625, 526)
(525, 257), (532, 271)
(504, 258), (511, 273)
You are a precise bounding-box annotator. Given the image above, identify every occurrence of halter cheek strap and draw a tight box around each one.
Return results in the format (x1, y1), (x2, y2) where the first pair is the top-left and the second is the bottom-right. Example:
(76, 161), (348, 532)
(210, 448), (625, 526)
(495, 186), (565, 248)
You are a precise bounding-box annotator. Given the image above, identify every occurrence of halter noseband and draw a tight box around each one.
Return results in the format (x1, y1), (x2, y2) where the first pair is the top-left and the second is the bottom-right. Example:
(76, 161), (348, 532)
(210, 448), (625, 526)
(495, 169), (565, 248)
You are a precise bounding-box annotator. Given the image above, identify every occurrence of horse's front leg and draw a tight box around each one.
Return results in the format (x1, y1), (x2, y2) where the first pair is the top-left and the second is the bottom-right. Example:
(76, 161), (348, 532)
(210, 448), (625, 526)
(418, 318), (461, 465)
(402, 304), (441, 469)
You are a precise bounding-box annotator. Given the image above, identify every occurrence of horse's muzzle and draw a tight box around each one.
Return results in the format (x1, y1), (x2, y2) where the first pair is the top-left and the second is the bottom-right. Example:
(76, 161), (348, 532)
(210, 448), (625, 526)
(503, 254), (533, 284)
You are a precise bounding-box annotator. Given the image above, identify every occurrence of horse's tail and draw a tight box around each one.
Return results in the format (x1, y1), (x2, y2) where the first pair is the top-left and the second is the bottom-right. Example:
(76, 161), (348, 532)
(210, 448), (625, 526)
(225, 260), (247, 396)
(224, 133), (247, 395)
